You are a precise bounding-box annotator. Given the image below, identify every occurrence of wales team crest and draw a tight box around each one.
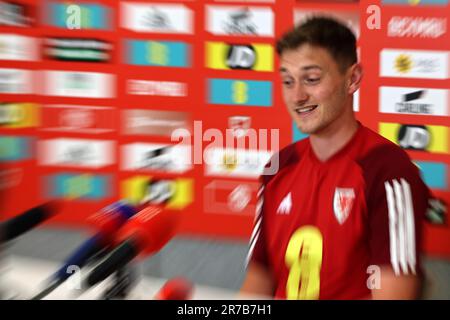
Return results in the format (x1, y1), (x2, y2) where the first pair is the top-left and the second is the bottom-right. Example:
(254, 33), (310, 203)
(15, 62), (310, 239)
(333, 188), (355, 225)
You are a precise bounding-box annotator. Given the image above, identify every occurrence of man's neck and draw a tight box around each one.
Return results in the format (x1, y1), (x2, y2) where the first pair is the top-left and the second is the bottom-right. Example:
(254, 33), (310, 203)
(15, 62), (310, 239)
(309, 116), (359, 162)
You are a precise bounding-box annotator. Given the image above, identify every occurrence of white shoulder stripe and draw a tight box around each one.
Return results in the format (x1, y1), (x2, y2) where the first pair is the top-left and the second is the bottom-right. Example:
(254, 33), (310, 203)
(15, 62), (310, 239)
(245, 184), (265, 268)
(401, 178), (417, 275)
(245, 228), (260, 268)
(257, 185), (264, 198)
(393, 179), (407, 274)
(385, 179), (416, 276)
(249, 216), (262, 249)
(385, 181), (400, 275)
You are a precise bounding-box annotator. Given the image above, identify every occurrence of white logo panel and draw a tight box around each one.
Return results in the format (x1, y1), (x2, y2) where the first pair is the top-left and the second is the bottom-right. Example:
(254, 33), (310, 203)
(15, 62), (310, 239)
(44, 71), (115, 98)
(204, 147), (272, 178)
(122, 143), (192, 173)
(0, 34), (38, 61)
(388, 16), (447, 39)
(206, 5), (274, 37)
(380, 49), (449, 79)
(39, 139), (115, 168)
(0, 68), (33, 94)
(121, 2), (193, 34)
(380, 86), (448, 116)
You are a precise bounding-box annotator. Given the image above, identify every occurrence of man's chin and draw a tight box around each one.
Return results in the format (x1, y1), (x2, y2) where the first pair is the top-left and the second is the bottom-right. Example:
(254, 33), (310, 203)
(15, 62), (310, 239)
(294, 117), (320, 134)
(296, 124), (316, 135)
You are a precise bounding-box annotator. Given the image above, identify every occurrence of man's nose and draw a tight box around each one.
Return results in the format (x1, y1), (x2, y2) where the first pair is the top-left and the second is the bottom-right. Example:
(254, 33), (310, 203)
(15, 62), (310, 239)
(294, 84), (309, 105)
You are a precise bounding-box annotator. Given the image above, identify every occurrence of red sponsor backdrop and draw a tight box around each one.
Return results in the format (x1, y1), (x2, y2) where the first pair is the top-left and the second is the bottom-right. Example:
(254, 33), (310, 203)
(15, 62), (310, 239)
(0, 0), (448, 258)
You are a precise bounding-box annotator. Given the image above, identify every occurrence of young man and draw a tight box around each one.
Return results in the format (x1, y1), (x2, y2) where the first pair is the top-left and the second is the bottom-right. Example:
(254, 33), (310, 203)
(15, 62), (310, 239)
(241, 16), (430, 300)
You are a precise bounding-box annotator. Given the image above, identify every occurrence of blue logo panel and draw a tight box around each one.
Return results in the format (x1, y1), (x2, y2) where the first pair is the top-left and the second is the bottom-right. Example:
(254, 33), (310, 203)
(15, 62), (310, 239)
(382, 0), (448, 5)
(0, 136), (33, 162)
(49, 2), (110, 29)
(208, 79), (272, 107)
(415, 161), (447, 190)
(47, 173), (112, 200)
(127, 40), (190, 68)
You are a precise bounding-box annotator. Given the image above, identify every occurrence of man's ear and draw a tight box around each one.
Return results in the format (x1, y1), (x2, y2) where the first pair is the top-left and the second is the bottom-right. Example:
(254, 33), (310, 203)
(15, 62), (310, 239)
(347, 63), (363, 95)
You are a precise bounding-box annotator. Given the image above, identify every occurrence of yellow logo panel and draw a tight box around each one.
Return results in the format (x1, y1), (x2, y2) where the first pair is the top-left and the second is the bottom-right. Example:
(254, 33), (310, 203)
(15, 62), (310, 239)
(0, 103), (39, 128)
(206, 42), (273, 72)
(121, 176), (193, 210)
(379, 122), (448, 154)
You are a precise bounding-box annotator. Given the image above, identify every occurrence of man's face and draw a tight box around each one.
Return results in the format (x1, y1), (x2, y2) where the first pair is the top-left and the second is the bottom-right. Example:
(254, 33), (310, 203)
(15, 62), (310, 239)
(280, 44), (353, 135)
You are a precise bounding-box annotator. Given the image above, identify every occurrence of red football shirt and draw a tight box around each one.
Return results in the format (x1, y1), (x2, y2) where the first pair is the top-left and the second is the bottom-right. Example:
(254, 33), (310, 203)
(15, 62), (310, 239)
(247, 123), (429, 299)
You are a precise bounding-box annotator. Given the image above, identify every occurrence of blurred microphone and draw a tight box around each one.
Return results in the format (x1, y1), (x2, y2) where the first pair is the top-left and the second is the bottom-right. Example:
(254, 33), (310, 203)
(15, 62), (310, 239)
(0, 201), (62, 243)
(31, 200), (140, 300)
(154, 277), (194, 300)
(84, 206), (179, 289)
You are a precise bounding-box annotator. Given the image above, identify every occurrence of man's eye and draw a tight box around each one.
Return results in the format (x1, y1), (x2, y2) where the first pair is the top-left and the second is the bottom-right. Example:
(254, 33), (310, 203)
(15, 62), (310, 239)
(283, 79), (293, 87)
(305, 78), (320, 84)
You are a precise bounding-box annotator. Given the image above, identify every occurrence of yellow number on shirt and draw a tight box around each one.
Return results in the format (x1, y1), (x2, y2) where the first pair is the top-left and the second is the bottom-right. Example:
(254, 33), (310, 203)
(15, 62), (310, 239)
(285, 226), (323, 300)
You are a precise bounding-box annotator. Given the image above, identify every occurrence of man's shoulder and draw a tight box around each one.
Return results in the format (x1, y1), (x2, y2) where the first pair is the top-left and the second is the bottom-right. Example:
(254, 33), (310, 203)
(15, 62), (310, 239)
(356, 126), (424, 185)
(278, 138), (308, 162)
(357, 126), (413, 169)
